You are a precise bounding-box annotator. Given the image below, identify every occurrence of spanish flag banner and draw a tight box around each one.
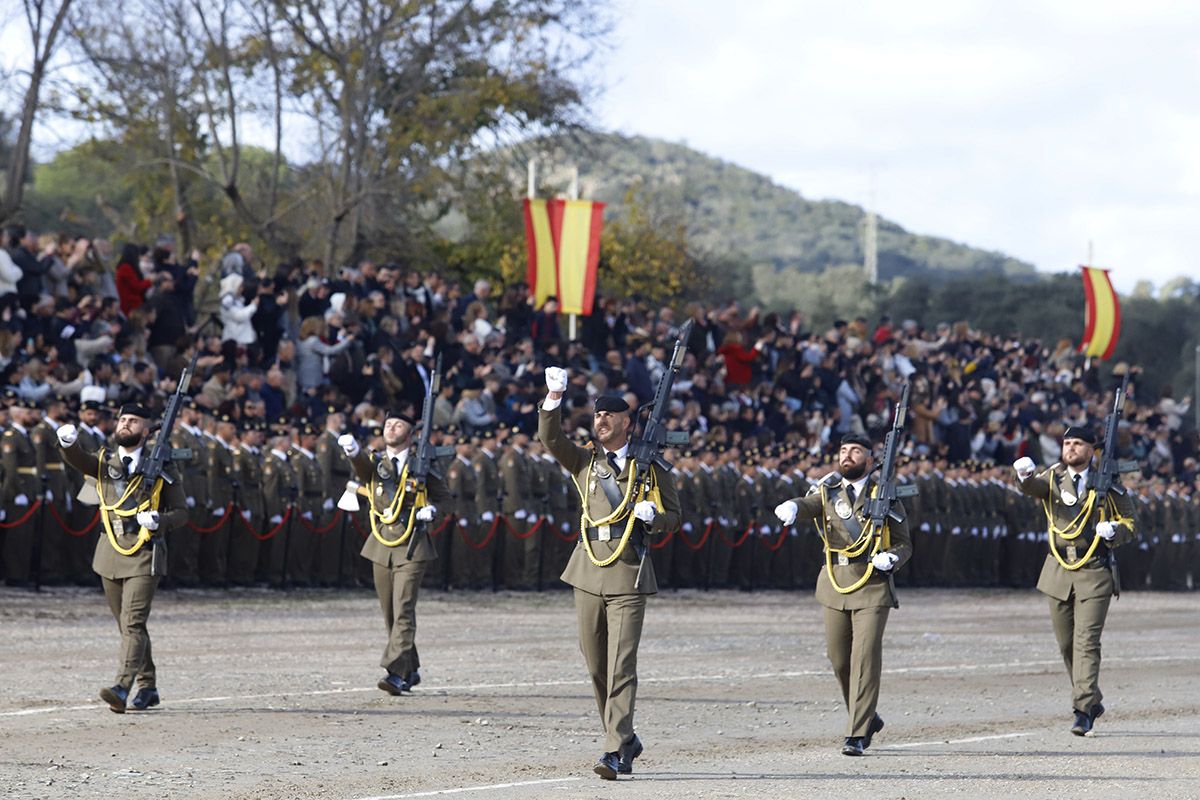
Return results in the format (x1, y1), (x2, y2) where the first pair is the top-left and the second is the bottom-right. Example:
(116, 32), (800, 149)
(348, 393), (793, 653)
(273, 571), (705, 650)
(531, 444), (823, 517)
(1079, 266), (1121, 360)
(522, 197), (605, 315)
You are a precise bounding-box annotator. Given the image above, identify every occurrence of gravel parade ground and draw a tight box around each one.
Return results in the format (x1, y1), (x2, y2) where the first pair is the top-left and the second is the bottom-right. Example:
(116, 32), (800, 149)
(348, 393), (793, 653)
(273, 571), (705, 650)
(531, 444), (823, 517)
(2, 586), (1198, 800)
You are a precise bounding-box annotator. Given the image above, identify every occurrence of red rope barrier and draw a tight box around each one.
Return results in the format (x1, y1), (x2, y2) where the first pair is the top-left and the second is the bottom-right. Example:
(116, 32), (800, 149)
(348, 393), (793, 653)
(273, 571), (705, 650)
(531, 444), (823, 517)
(648, 527), (675, 550)
(0, 499), (42, 528)
(676, 520), (714, 551)
(760, 525), (790, 552)
(551, 522), (580, 543)
(46, 504), (100, 537)
(502, 514), (544, 540)
(240, 506), (292, 541)
(459, 515), (502, 551)
(295, 508), (343, 535)
(187, 504), (233, 534)
(350, 513), (368, 539)
(718, 521), (754, 549)
(427, 515), (452, 539)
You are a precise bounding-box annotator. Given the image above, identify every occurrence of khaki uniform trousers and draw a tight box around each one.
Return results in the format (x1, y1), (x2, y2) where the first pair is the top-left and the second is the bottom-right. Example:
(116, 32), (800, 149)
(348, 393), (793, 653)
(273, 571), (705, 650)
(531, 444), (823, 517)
(373, 560), (426, 676)
(1048, 592), (1111, 713)
(823, 605), (889, 737)
(101, 575), (159, 690)
(573, 588), (646, 753)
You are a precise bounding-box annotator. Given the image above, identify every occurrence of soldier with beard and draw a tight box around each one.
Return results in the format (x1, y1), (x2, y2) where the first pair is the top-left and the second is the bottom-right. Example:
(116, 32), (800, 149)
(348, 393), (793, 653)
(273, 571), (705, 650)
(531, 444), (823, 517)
(57, 405), (187, 713)
(775, 432), (912, 756)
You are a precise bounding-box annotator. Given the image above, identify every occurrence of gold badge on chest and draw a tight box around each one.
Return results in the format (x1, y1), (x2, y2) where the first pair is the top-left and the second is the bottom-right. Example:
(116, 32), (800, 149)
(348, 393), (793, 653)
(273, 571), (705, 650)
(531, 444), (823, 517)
(834, 495), (853, 520)
(108, 464), (124, 480)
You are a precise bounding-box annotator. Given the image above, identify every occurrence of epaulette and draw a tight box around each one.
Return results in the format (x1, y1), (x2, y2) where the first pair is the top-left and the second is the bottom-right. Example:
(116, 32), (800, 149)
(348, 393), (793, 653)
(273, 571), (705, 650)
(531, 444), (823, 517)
(821, 471), (842, 486)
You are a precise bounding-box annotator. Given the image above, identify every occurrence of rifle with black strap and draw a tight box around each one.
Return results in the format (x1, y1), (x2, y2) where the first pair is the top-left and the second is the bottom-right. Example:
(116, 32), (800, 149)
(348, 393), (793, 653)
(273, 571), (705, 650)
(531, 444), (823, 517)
(862, 382), (919, 609)
(1090, 372), (1139, 596)
(405, 354), (453, 561)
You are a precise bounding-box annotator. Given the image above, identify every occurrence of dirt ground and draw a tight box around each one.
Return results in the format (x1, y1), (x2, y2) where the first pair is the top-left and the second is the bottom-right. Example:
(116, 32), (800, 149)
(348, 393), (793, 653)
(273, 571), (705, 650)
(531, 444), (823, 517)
(1, 585), (1198, 800)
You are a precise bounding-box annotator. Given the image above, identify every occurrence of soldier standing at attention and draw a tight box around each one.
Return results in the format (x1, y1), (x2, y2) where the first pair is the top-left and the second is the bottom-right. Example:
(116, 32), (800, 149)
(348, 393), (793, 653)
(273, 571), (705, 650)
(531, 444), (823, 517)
(57, 405), (187, 713)
(774, 433), (912, 756)
(1013, 426), (1136, 736)
(338, 410), (449, 695)
(538, 367), (681, 780)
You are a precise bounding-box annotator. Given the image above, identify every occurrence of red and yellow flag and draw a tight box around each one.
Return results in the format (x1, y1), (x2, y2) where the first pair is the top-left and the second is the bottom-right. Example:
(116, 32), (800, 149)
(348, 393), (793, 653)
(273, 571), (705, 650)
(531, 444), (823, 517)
(523, 197), (605, 315)
(1079, 266), (1121, 360)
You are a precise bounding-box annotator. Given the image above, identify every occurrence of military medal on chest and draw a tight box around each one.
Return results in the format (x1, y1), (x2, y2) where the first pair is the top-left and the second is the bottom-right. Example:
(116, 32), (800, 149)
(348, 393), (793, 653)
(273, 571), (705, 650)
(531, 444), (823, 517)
(1061, 488), (1078, 506)
(834, 494), (853, 520)
(108, 463), (124, 480)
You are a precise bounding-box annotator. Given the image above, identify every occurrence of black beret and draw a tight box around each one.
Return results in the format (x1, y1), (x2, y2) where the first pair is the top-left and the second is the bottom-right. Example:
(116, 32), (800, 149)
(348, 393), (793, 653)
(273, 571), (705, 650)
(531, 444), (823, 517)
(118, 403), (153, 419)
(81, 400), (105, 412)
(840, 432), (873, 450)
(1062, 426), (1097, 445)
(384, 409), (416, 425)
(594, 395), (630, 414)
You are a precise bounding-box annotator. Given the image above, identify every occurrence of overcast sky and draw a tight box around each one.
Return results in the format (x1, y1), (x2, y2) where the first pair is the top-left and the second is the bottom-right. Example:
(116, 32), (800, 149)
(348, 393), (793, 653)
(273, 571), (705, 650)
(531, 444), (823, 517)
(3, 1), (1197, 292)
(594, 0), (1200, 292)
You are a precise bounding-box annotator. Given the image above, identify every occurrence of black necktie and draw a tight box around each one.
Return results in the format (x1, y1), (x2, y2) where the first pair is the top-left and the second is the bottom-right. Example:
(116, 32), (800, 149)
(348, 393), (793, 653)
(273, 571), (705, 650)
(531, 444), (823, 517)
(607, 452), (619, 473)
(845, 484), (856, 505)
(1072, 474), (1081, 495)
(122, 456), (133, 476)
(392, 456), (401, 477)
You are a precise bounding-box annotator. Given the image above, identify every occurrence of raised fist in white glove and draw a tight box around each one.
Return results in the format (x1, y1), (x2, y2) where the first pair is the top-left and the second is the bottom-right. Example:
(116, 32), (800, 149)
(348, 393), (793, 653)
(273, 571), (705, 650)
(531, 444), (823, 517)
(416, 505), (436, 522)
(545, 366), (568, 393)
(633, 500), (657, 523)
(57, 424), (78, 447)
(775, 500), (798, 526)
(1013, 457), (1036, 480)
(337, 433), (359, 457)
(136, 510), (160, 531)
(871, 551), (899, 571)
(1096, 521), (1117, 541)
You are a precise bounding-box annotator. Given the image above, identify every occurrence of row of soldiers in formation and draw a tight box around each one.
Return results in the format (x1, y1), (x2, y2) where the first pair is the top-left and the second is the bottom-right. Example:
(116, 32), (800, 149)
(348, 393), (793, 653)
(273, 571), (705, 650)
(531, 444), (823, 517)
(1, 396), (1196, 593)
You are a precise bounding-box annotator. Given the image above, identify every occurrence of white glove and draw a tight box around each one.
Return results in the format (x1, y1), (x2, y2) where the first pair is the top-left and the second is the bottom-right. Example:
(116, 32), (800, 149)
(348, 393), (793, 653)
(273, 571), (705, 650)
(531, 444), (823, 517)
(459, 517), (468, 527)
(186, 496), (196, 508)
(323, 498), (334, 511)
(759, 524), (771, 535)
(44, 490), (53, 502)
(561, 521), (571, 532)
(337, 433), (359, 457)
(775, 500), (798, 526)
(416, 505), (436, 522)
(241, 509), (252, 521)
(514, 509), (527, 520)
(1096, 521), (1117, 541)
(270, 514), (282, 525)
(633, 500), (657, 523)
(302, 511), (313, 520)
(1013, 457), (1035, 480)
(136, 510), (160, 531)
(57, 424), (78, 447)
(704, 516), (714, 526)
(14, 494), (28, 507)
(871, 552), (899, 571)
(545, 366), (568, 393)
(212, 506), (225, 517)
(683, 522), (694, 532)
(481, 511), (494, 522)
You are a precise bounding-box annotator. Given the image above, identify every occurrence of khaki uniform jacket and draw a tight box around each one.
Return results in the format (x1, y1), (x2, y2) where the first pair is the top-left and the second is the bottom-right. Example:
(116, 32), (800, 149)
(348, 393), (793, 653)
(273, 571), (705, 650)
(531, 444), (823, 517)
(790, 476), (913, 610)
(499, 447), (531, 515)
(316, 430), (353, 502)
(2, 426), (38, 504)
(262, 451), (298, 521)
(351, 449), (451, 567)
(32, 421), (70, 504)
(170, 426), (206, 511)
(444, 455), (478, 524)
(1018, 466), (1137, 601)
(538, 404), (681, 595)
(207, 439), (236, 510)
(60, 440), (187, 579)
(471, 449), (500, 512)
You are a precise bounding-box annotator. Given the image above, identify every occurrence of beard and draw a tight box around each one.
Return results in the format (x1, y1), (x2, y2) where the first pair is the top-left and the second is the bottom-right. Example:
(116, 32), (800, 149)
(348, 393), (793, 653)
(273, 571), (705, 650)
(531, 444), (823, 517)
(841, 461), (868, 481)
(115, 430), (143, 449)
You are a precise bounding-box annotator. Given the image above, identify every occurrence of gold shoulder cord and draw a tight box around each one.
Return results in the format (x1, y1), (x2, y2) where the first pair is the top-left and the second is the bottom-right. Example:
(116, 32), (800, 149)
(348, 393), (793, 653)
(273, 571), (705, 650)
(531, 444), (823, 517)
(1042, 478), (1134, 570)
(570, 452), (664, 567)
(96, 447), (164, 557)
(368, 461), (427, 547)
(814, 483), (889, 594)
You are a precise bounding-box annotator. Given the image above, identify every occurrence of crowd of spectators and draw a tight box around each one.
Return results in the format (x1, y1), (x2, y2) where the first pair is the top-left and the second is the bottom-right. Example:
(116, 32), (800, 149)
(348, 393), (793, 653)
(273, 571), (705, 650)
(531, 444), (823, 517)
(2, 223), (1197, 490)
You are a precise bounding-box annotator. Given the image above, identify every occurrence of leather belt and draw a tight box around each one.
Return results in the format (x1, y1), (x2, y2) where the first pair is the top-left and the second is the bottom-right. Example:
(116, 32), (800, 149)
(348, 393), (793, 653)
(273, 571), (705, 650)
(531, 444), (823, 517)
(584, 524), (643, 544)
(18, 465), (64, 473)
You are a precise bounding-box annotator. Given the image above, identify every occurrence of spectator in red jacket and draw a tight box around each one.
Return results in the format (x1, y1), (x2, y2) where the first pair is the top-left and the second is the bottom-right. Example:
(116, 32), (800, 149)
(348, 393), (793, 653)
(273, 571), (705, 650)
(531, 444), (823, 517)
(718, 330), (762, 387)
(115, 242), (152, 315)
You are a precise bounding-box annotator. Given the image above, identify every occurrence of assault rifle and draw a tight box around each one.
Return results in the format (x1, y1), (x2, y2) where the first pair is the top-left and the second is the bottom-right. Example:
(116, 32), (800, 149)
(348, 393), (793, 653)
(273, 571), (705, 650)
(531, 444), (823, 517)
(406, 354), (453, 560)
(631, 319), (693, 589)
(138, 319), (213, 493)
(1090, 372), (1139, 595)
(862, 382), (919, 609)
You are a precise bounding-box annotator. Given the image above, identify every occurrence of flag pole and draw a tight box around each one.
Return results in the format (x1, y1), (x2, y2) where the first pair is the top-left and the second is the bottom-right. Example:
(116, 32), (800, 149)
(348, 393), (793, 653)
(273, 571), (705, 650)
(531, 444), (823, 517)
(568, 165), (580, 341)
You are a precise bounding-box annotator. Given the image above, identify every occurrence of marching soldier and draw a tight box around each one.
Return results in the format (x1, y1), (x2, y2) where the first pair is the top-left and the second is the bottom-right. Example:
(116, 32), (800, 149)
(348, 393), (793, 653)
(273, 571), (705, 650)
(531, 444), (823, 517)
(339, 410), (450, 695)
(57, 404), (187, 713)
(775, 432), (912, 756)
(538, 367), (682, 780)
(1014, 425), (1137, 736)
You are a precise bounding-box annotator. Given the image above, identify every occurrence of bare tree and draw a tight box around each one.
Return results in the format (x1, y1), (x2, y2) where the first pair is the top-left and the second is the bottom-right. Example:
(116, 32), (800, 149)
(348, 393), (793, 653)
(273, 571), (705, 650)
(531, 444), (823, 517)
(1, 0), (74, 226)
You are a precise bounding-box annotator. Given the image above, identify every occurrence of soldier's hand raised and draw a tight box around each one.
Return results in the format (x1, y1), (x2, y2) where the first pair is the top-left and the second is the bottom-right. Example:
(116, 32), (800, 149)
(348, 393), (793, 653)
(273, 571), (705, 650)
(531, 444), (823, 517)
(774, 500), (798, 526)
(337, 433), (359, 457)
(1013, 457), (1035, 480)
(57, 424), (78, 447)
(545, 366), (568, 393)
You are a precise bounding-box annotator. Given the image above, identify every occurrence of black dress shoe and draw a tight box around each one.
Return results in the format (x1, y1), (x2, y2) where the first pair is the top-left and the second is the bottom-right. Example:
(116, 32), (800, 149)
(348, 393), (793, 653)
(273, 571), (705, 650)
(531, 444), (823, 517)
(1090, 703), (1105, 723)
(99, 685), (128, 714)
(404, 670), (421, 689)
(617, 734), (643, 774)
(863, 714), (885, 749)
(1070, 710), (1092, 736)
(593, 752), (619, 780)
(130, 688), (160, 711)
(377, 673), (410, 696)
(841, 737), (865, 756)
